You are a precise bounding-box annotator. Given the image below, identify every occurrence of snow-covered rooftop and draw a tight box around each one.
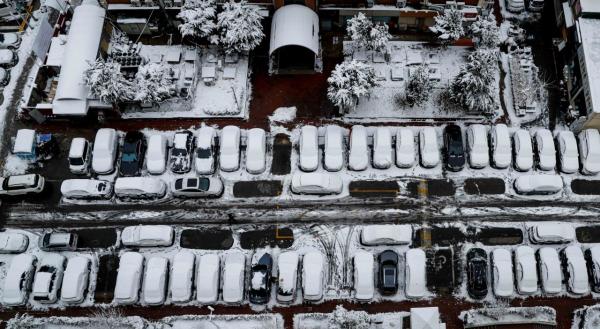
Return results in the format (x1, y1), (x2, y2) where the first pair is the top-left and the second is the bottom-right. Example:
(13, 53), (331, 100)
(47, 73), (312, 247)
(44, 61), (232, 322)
(269, 4), (319, 56)
(580, 0), (600, 15)
(578, 17), (600, 113)
(52, 0), (105, 116)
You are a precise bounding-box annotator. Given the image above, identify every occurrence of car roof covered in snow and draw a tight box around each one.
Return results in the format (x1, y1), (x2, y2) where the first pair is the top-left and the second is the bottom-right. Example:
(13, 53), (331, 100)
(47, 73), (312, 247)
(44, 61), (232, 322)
(196, 126), (215, 148)
(353, 250), (374, 299)
(531, 223), (575, 241)
(114, 177), (165, 194)
(94, 129), (115, 149)
(61, 179), (108, 194)
(32, 272), (53, 294)
(303, 251), (324, 296)
(361, 225), (412, 245)
(62, 256), (90, 299)
(68, 138), (87, 158)
(114, 252), (143, 298)
(277, 251), (299, 293)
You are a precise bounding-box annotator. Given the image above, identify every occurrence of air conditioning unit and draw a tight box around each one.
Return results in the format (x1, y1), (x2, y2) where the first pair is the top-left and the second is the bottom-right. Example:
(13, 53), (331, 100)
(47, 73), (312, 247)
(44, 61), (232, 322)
(130, 0), (141, 6)
(396, 0), (406, 7)
(365, 0), (373, 8)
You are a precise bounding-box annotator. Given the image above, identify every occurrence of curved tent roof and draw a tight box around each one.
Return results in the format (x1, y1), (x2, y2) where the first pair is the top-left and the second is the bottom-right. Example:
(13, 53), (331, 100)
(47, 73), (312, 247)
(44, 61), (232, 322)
(269, 4), (319, 56)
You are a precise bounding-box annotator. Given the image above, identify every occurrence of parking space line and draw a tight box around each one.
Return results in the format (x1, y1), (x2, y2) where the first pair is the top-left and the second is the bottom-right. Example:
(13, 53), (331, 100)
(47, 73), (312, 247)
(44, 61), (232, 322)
(418, 179), (429, 198)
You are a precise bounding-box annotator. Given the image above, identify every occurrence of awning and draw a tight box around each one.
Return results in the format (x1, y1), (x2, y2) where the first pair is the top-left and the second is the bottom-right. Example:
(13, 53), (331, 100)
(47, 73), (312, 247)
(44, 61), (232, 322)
(269, 4), (319, 56)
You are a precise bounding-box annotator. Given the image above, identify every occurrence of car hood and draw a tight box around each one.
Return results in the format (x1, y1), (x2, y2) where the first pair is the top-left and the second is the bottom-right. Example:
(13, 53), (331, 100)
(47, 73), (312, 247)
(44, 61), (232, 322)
(92, 158), (113, 173)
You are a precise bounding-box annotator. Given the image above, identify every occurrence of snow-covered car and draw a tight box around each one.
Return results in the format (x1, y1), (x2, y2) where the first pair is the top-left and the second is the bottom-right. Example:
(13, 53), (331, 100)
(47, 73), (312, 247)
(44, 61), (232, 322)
(91, 128), (118, 175)
(290, 172), (343, 195)
(561, 246), (590, 295)
(0, 232), (28, 253)
(586, 246), (600, 293)
(0, 174), (45, 196)
(143, 256), (168, 305)
(348, 125), (369, 171)
(60, 256), (91, 304)
(60, 179), (113, 200)
(0, 33), (20, 49)
(121, 225), (174, 247)
(219, 125), (241, 172)
(114, 252), (144, 305)
(299, 125), (319, 172)
(360, 225), (412, 246)
(556, 131), (579, 174)
(514, 246), (537, 295)
(114, 177), (167, 200)
(0, 49), (17, 67)
(578, 129), (600, 175)
(32, 253), (66, 303)
(249, 252), (273, 305)
(169, 251), (195, 303)
(68, 137), (91, 174)
(513, 174), (563, 195)
(277, 251), (299, 303)
(222, 252), (246, 304)
(490, 124), (512, 169)
(534, 129), (556, 171)
(466, 124), (489, 169)
(2, 254), (36, 306)
(353, 250), (374, 302)
(171, 177), (223, 198)
(246, 128), (266, 174)
(537, 247), (562, 294)
(373, 127), (393, 169)
(196, 254), (220, 304)
(528, 223), (575, 244)
(170, 131), (194, 174)
(324, 125), (344, 172)
(145, 134), (168, 175)
(39, 232), (77, 251)
(512, 129), (533, 171)
(405, 248), (426, 298)
(419, 127), (440, 168)
(302, 251), (325, 302)
(0, 67), (9, 86)
(194, 126), (216, 175)
(491, 248), (514, 298)
(507, 0), (525, 12)
(396, 127), (415, 168)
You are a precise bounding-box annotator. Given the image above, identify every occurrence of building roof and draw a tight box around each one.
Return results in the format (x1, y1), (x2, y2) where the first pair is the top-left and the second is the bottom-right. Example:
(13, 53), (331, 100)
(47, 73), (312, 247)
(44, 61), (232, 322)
(577, 17), (600, 113)
(580, 0), (600, 15)
(269, 4), (319, 56)
(52, 0), (105, 116)
(411, 307), (443, 329)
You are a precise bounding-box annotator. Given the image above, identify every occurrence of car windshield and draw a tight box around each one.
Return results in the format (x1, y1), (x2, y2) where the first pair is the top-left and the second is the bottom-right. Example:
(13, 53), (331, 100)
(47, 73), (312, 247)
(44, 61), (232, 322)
(197, 178), (210, 191)
(172, 149), (186, 157)
(68, 157), (83, 166)
(196, 148), (211, 158)
(122, 152), (137, 162)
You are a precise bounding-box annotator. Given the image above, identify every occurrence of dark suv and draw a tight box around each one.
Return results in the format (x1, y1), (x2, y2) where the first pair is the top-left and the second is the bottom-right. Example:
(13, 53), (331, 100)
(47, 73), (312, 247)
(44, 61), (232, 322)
(119, 131), (146, 177)
(378, 250), (399, 295)
(443, 124), (465, 171)
(466, 248), (488, 299)
(249, 253), (273, 304)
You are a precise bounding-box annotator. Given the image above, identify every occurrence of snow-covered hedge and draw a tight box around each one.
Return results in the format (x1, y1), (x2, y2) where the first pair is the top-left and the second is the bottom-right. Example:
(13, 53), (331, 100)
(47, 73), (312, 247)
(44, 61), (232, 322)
(6, 311), (149, 329)
(460, 306), (556, 328)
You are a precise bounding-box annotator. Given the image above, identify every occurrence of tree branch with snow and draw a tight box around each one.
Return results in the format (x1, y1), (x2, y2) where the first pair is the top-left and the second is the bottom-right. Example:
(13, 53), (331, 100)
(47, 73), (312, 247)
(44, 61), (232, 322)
(405, 64), (433, 106)
(450, 49), (498, 114)
(346, 13), (391, 53)
(217, 0), (264, 54)
(177, 0), (218, 43)
(327, 60), (378, 114)
(134, 62), (177, 104)
(328, 305), (371, 329)
(84, 58), (135, 104)
(470, 14), (500, 49)
(430, 8), (465, 45)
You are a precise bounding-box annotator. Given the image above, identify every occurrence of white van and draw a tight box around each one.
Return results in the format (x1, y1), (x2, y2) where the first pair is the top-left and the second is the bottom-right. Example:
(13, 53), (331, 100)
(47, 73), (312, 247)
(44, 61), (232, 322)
(196, 254), (220, 304)
(114, 252), (144, 305)
(2, 254), (36, 306)
(114, 177), (166, 199)
(61, 179), (113, 200)
(360, 225), (412, 246)
(277, 251), (299, 303)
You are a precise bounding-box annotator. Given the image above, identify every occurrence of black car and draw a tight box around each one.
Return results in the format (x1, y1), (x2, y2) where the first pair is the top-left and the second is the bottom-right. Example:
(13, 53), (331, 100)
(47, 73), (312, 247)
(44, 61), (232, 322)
(443, 124), (465, 171)
(170, 131), (194, 173)
(249, 252), (273, 304)
(119, 131), (146, 176)
(378, 250), (398, 295)
(466, 248), (488, 299)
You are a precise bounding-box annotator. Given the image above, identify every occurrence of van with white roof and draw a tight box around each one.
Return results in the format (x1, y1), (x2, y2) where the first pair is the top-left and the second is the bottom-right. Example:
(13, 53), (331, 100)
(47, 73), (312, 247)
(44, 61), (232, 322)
(0, 174), (45, 196)
(405, 248), (426, 298)
(114, 177), (166, 199)
(514, 246), (537, 295)
(246, 128), (267, 174)
(396, 127), (415, 168)
(222, 252), (245, 304)
(61, 256), (91, 304)
(196, 254), (220, 304)
(91, 128), (119, 175)
(143, 256), (169, 305)
(2, 254), (36, 306)
(353, 250), (374, 302)
(169, 251), (195, 303)
(114, 252), (144, 305)
(68, 137), (91, 174)
(561, 246), (590, 295)
(61, 179), (113, 199)
(277, 251), (299, 303)
(491, 248), (514, 298)
(348, 125), (369, 171)
(528, 223), (575, 244)
(302, 251), (325, 302)
(360, 225), (412, 246)
(121, 225), (174, 247)
(536, 247), (562, 295)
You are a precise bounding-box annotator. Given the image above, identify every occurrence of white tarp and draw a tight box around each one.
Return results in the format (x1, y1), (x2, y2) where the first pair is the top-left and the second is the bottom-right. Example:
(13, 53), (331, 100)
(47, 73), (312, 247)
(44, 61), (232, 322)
(52, 0), (105, 115)
(269, 4), (319, 56)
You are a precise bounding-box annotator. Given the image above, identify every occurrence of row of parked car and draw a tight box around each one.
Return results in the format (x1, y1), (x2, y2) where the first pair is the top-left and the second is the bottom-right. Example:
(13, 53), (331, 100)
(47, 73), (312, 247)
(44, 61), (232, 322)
(0, 32), (20, 86)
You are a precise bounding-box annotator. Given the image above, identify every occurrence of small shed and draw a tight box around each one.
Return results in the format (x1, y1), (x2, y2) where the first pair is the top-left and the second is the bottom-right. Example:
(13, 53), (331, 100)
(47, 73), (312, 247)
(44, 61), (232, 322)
(411, 307), (445, 329)
(12, 129), (36, 160)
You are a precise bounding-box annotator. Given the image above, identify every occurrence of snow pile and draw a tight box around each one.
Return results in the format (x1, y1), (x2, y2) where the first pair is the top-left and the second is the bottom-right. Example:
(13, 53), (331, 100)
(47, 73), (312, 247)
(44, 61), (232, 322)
(460, 306), (556, 328)
(269, 107), (296, 123)
(3, 154), (29, 175)
(572, 304), (600, 329)
(251, 271), (265, 290)
(163, 314), (283, 329)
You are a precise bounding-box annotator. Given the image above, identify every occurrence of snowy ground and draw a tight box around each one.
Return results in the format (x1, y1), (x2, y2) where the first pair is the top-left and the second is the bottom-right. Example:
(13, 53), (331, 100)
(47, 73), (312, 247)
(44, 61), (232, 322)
(293, 309), (408, 329)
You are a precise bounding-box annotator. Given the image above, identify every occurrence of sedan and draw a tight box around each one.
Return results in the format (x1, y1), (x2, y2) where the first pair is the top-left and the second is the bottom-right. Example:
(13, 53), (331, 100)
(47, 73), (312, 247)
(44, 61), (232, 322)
(324, 125), (344, 172)
(299, 125), (319, 172)
(396, 128), (415, 168)
(32, 254), (66, 303)
(169, 251), (195, 303)
(443, 124), (465, 171)
(291, 172), (343, 195)
(249, 252), (273, 304)
(171, 177), (223, 198)
(302, 251), (325, 302)
(60, 179), (113, 200)
(195, 126), (216, 174)
(490, 124), (512, 169)
(145, 134), (168, 175)
(513, 129), (533, 171)
(378, 250), (398, 295)
(119, 131), (146, 177)
(561, 246), (590, 295)
(534, 129), (556, 171)
(121, 225), (173, 247)
(556, 131), (579, 174)
(143, 256), (168, 305)
(537, 247), (562, 294)
(466, 248), (488, 299)
(513, 174), (563, 195)
(246, 128), (266, 174)
(170, 131), (194, 174)
(514, 246), (538, 295)
(91, 128), (118, 175)
(2, 254), (36, 306)
(353, 250), (374, 302)
(348, 125), (369, 171)
(61, 256), (91, 304)
(578, 129), (600, 175)
(39, 232), (77, 251)
(405, 248), (426, 298)
(491, 248), (513, 298)
(0, 232), (28, 253)
(222, 252), (246, 304)
(219, 126), (241, 172)
(466, 124), (489, 168)
(373, 127), (393, 169)
(419, 127), (440, 168)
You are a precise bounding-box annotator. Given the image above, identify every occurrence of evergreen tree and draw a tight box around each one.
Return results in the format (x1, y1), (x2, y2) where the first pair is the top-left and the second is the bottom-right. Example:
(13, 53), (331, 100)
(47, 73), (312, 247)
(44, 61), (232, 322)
(327, 60), (378, 113)
(405, 64), (433, 106)
(84, 59), (134, 104)
(217, 0), (264, 54)
(430, 8), (465, 45)
(177, 0), (218, 43)
(450, 49), (498, 113)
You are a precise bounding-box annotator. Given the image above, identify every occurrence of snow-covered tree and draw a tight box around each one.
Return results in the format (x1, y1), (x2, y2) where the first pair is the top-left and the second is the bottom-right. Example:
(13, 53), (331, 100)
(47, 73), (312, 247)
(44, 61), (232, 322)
(177, 0), (217, 42)
(405, 64), (433, 106)
(430, 8), (465, 45)
(217, 0), (264, 54)
(346, 13), (391, 52)
(328, 305), (371, 329)
(134, 63), (177, 104)
(84, 59), (134, 104)
(450, 49), (498, 113)
(470, 14), (500, 49)
(327, 60), (378, 113)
